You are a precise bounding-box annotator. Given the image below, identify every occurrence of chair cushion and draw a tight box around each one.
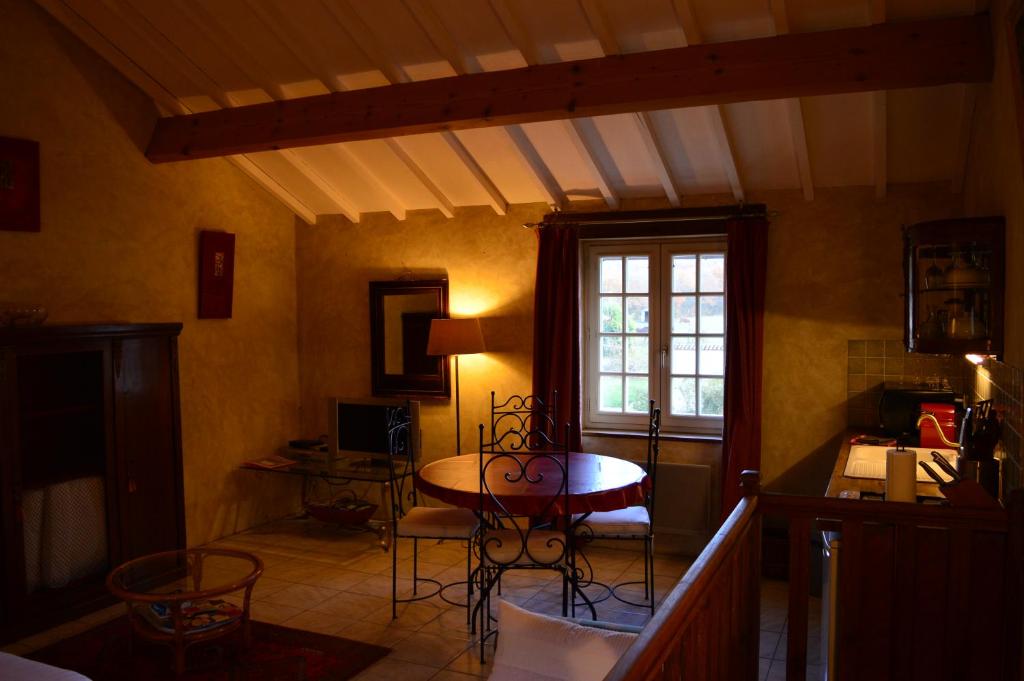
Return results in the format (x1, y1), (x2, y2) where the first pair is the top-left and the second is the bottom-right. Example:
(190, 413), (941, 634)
(481, 529), (567, 565)
(575, 506), (650, 537)
(489, 600), (637, 681)
(397, 506), (479, 539)
(0, 652), (91, 680)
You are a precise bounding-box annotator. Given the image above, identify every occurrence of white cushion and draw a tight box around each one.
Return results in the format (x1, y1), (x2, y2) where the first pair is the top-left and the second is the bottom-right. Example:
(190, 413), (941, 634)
(575, 506), (650, 538)
(489, 600), (637, 681)
(481, 529), (568, 565)
(0, 652), (91, 680)
(397, 506), (478, 539)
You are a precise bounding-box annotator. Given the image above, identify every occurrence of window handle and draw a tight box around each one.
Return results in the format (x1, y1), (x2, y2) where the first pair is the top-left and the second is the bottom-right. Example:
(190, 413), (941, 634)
(659, 344), (668, 368)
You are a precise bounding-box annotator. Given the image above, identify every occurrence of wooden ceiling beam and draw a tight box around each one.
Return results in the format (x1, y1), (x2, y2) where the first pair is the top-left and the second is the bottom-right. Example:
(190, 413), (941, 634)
(146, 14), (993, 164)
(872, 1), (887, 199)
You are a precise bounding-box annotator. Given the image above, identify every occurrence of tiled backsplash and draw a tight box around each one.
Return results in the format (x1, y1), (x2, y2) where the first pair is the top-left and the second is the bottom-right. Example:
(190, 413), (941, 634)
(968, 357), (1023, 500)
(846, 339), (966, 429)
(846, 339), (1023, 501)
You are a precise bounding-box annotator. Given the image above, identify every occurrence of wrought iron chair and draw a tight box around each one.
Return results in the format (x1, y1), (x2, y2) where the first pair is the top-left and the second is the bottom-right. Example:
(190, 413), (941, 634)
(573, 400), (661, 615)
(488, 390), (559, 452)
(385, 403), (479, 623)
(473, 422), (575, 661)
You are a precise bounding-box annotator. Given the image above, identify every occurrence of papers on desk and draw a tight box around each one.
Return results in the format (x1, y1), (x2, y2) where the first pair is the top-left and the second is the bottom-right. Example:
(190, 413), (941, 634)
(843, 446), (958, 483)
(242, 455), (296, 470)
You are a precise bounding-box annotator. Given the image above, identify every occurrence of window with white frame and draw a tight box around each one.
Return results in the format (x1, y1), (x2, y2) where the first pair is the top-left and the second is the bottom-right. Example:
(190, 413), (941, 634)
(583, 238), (727, 435)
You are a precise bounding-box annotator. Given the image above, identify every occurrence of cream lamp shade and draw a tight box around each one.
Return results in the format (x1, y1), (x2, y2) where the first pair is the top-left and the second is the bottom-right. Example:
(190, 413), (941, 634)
(427, 318), (485, 356)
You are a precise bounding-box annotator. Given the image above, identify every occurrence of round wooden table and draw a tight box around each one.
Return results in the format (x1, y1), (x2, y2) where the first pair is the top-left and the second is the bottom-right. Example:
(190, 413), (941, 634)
(415, 452), (649, 516)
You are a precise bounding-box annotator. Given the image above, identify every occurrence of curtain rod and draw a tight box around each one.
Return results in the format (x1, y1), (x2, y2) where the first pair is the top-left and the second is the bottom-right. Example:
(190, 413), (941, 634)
(523, 204), (776, 229)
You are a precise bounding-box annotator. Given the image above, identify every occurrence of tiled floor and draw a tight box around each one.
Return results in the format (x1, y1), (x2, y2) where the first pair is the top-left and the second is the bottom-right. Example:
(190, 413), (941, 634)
(3, 517), (688, 680)
(3, 518), (823, 681)
(759, 579), (825, 681)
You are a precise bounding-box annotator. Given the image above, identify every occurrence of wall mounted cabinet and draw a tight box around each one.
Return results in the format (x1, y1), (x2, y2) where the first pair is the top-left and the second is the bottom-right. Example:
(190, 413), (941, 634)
(904, 217), (1005, 358)
(0, 324), (184, 642)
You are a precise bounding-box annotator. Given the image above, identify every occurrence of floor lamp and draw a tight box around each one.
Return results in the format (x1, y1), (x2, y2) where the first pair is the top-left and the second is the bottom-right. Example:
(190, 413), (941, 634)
(427, 318), (485, 455)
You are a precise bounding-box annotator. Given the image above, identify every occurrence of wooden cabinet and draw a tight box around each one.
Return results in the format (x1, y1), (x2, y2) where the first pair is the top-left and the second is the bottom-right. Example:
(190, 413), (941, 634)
(904, 217), (1005, 357)
(0, 324), (184, 642)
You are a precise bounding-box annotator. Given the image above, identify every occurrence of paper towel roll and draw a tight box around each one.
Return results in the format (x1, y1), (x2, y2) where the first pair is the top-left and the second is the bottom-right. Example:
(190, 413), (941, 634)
(885, 448), (917, 503)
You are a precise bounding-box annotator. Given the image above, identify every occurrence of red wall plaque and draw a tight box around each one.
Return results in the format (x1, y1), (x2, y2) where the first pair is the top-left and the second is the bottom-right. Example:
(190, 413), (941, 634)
(0, 137), (40, 232)
(198, 230), (235, 319)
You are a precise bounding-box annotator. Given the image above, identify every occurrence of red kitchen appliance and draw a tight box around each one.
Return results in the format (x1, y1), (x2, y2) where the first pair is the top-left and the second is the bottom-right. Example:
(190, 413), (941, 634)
(919, 402), (957, 448)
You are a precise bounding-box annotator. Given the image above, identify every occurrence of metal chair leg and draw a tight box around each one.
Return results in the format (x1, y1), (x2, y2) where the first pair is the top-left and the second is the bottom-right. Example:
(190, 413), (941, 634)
(392, 534), (398, 620)
(413, 538), (419, 595)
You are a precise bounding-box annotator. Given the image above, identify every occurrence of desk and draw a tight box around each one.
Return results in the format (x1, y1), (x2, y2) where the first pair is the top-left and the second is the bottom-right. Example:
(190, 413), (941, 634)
(242, 455), (413, 548)
(415, 452), (649, 516)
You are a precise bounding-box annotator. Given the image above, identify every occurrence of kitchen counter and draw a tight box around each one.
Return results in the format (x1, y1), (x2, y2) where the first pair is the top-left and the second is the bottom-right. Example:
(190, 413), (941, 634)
(825, 429), (946, 500)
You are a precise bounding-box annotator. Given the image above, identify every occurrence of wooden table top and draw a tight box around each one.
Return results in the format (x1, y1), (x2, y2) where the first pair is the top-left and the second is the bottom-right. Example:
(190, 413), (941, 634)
(415, 452), (649, 516)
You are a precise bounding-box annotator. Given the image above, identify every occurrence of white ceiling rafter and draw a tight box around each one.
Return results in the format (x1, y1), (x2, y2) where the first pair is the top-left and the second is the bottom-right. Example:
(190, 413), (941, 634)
(38, 0), (988, 222)
(173, 0), (362, 221)
(333, 145), (407, 221)
(384, 139), (455, 218)
(401, 0), (560, 209)
(768, 0), (814, 201)
(578, 0), (682, 207)
(309, 0), (454, 218)
(488, 0), (619, 209)
(241, 0), (340, 94)
(36, 0), (318, 223)
(321, 0), (508, 216)
(668, 0), (744, 202)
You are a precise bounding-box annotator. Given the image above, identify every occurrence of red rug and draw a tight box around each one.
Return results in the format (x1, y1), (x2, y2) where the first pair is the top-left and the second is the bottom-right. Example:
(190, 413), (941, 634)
(28, 617), (390, 680)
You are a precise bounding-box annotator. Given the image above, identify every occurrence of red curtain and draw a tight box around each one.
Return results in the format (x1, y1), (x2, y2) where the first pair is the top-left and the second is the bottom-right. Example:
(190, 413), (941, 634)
(720, 218), (769, 519)
(532, 225), (583, 451)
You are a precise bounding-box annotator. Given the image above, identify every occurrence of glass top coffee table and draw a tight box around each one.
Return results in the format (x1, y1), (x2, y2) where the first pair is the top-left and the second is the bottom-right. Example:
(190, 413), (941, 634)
(107, 548), (263, 676)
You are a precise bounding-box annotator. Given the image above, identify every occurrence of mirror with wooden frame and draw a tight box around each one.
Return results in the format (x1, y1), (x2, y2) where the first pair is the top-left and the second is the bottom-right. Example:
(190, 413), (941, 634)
(369, 279), (450, 398)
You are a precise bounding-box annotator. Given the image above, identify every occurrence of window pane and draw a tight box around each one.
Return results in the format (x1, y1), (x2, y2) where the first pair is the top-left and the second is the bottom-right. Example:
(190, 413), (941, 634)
(699, 336), (725, 376)
(671, 377), (696, 415)
(600, 336), (622, 372)
(625, 297), (649, 333)
(599, 375), (622, 411)
(699, 295), (724, 334)
(625, 376), (649, 413)
(625, 336), (648, 373)
(672, 336), (696, 375)
(672, 296), (696, 334)
(673, 255), (696, 293)
(600, 257), (622, 293)
(699, 254), (725, 292)
(699, 378), (725, 416)
(600, 297), (622, 332)
(625, 257), (648, 293)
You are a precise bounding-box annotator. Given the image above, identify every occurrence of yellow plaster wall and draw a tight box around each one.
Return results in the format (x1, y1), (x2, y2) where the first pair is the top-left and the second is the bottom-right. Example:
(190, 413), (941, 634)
(759, 185), (961, 486)
(963, 1), (1024, 367)
(296, 185), (961, 511)
(0, 0), (302, 546)
(296, 206), (542, 459)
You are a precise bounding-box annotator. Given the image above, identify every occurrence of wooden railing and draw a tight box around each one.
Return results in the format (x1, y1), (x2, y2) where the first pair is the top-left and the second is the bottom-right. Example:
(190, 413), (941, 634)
(604, 471), (1023, 681)
(604, 472), (763, 681)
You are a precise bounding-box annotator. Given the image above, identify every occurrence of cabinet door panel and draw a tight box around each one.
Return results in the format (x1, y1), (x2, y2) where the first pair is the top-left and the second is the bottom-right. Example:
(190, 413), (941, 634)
(116, 337), (184, 559)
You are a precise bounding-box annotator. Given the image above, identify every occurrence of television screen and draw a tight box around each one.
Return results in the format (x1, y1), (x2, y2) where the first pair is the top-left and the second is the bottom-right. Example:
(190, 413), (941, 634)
(328, 397), (420, 461)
